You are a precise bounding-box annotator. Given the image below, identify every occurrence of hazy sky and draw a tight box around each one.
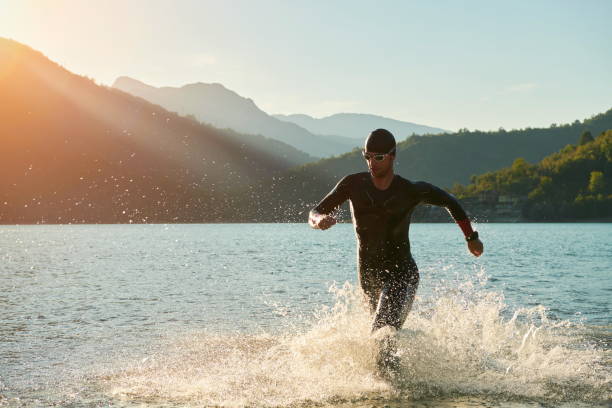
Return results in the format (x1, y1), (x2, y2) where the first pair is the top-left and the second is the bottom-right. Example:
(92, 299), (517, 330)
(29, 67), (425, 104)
(1, 0), (611, 131)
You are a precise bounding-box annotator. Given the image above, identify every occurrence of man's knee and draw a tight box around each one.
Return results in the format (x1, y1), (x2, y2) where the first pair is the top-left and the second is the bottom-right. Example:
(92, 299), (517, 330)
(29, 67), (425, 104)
(372, 299), (404, 331)
(372, 280), (418, 331)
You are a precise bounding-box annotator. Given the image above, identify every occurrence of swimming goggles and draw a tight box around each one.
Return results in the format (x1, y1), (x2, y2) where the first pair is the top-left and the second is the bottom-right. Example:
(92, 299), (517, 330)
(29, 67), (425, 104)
(362, 148), (396, 162)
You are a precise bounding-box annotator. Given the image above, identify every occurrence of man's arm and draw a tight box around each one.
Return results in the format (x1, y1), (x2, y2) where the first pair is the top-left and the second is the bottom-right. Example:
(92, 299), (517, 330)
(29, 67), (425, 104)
(415, 182), (484, 256)
(309, 175), (351, 230)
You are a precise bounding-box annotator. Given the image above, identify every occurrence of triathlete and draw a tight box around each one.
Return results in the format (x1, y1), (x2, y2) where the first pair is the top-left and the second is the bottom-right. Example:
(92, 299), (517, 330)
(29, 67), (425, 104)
(308, 128), (483, 373)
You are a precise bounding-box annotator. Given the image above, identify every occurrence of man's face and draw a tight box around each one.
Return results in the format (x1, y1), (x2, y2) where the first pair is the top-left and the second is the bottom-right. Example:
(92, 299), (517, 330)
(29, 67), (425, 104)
(363, 150), (395, 178)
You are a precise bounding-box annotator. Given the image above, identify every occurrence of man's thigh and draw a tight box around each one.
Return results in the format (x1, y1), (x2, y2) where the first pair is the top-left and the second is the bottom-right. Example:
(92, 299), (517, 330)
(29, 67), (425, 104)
(371, 273), (419, 331)
(360, 274), (382, 314)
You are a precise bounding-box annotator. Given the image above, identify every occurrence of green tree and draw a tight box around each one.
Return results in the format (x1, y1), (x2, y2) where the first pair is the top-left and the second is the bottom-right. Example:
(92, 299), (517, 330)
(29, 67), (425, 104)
(579, 130), (594, 145)
(529, 176), (552, 199)
(600, 130), (612, 161)
(588, 171), (605, 193)
(511, 157), (529, 172)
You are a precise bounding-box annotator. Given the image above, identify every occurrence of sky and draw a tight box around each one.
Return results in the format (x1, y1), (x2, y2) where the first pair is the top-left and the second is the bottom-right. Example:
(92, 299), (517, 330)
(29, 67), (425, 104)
(1, 0), (611, 131)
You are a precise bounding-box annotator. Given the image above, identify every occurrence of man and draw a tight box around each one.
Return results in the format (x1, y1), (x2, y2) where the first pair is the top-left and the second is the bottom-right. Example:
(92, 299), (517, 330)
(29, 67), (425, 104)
(308, 129), (483, 373)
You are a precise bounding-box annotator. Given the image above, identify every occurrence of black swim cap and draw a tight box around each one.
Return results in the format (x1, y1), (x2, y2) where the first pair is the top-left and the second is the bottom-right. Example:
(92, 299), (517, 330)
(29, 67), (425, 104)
(365, 128), (396, 153)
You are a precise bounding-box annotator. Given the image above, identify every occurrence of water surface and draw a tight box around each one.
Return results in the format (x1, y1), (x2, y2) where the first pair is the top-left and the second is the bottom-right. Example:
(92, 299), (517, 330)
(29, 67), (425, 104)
(0, 223), (610, 407)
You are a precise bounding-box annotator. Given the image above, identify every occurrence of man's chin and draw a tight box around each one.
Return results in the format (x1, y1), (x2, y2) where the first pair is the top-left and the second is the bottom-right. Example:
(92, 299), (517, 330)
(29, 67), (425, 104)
(370, 169), (386, 178)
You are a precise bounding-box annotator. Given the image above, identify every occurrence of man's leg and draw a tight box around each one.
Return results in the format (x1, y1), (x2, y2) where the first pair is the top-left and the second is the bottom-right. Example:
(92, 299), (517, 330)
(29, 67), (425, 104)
(359, 271), (382, 315)
(371, 271), (419, 332)
(370, 269), (419, 378)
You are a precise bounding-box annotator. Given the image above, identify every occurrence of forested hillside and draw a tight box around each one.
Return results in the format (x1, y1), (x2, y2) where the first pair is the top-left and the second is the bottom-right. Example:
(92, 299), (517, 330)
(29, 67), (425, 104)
(451, 130), (612, 220)
(253, 111), (612, 222)
(0, 38), (309, 223)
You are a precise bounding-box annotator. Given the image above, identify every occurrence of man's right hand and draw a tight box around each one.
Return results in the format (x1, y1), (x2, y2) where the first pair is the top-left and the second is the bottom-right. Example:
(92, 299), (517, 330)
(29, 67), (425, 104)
(468, 238), (484, 257)
(309, 212), (337, 230)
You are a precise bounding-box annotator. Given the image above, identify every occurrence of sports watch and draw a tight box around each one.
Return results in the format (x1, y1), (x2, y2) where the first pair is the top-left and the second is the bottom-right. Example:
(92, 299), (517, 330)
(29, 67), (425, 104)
(466, 231), (479, 242)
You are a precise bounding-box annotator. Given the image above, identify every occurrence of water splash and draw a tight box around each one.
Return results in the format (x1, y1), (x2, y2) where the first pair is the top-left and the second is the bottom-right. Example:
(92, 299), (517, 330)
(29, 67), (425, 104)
(101, 278), (611, 406)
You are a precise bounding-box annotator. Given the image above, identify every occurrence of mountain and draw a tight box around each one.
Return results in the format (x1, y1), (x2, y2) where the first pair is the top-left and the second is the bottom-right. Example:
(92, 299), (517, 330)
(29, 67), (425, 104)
(0, 38), (310, 224)
(112, 77), (359, 157)
(450, 130), (612, 220)
(273, 113), (448, 140)
(254, 109), (612, 222)
(4, 37), (610, 224)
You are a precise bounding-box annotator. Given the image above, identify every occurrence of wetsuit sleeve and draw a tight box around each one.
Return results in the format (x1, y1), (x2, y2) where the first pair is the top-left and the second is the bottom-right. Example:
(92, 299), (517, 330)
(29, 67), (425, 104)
(312, 175), (351, 215)
(414, 181), (468, 221)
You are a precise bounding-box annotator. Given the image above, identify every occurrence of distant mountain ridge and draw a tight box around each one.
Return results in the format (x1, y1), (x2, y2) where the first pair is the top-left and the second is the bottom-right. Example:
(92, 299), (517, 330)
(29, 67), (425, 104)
(274, 112), (448, 140)
(3, 37), (610, 224)
(254, 108), (612, 222)
(0, 37), (309, 223)
(113, 77), (359, 157)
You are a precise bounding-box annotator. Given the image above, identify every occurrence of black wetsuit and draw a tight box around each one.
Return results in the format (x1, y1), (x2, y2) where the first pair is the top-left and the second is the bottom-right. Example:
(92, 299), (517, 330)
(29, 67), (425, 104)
(312, 172), (468, 331)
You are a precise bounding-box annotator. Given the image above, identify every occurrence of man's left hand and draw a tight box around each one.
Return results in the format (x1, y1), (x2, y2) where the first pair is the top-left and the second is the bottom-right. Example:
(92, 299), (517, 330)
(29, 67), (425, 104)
(468, 238), (484, 257)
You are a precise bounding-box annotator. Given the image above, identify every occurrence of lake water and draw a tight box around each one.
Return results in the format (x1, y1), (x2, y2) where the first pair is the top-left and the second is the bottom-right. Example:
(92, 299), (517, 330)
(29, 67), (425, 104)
(0, 223), (610, 407)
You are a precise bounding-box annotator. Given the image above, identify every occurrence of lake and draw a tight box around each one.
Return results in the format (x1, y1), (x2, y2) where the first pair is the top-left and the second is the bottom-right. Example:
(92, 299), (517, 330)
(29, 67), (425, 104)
(0, 223), (610, 407)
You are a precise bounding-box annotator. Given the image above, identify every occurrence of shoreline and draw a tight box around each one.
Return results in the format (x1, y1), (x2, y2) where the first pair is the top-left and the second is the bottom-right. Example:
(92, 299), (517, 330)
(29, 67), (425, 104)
(1, 220), (612, 226)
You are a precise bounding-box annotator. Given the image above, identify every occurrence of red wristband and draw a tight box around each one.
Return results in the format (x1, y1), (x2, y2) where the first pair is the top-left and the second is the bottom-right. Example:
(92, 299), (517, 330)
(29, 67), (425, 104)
(457, 219), (474, 238)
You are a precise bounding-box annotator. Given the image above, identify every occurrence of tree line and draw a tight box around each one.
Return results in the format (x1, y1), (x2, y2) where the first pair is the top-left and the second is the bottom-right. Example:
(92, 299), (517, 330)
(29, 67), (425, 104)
(451, 130), (612, 220)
